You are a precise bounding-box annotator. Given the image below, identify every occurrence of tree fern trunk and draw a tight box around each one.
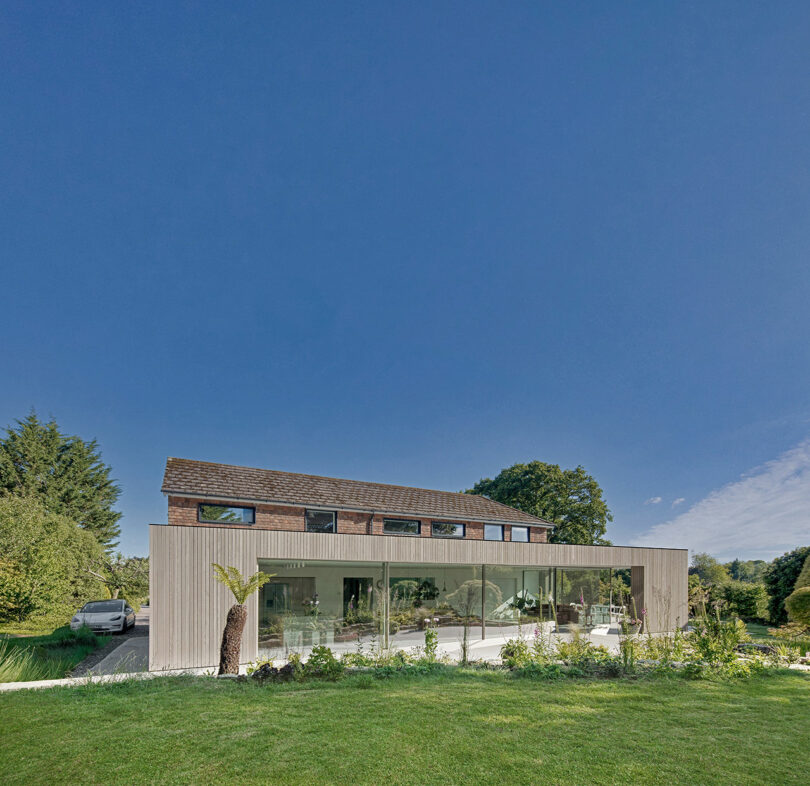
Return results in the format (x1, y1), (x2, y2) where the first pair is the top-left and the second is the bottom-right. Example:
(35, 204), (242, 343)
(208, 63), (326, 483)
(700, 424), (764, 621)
(218, 603), (247, 675)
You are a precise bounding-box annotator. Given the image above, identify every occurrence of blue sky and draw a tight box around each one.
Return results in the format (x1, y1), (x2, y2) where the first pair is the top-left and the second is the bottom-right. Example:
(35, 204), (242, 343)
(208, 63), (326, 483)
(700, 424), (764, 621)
(2, 3), (809, 561)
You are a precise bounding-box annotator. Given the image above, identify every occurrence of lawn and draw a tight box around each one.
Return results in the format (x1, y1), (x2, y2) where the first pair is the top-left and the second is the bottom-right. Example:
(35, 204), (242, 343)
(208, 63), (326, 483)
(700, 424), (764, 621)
(746, 622), (810, 653)
(0, 626), (107, 681)
(1, 669), (808, 785)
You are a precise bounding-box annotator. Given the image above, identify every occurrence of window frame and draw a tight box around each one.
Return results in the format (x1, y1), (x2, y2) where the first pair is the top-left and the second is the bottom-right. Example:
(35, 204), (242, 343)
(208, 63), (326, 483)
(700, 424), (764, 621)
(305, 509), (338, 534)
(510, 526), (529, 542)
(431, 521), (466, 539)
(382, 518), (422, 536)
(483, 523), (504, 541)
(197, 503), (255, 525)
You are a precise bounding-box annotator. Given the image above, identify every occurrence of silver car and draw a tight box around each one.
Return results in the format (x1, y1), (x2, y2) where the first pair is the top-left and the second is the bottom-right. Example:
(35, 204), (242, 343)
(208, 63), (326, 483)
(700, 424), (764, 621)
(71, 600), (136, 634)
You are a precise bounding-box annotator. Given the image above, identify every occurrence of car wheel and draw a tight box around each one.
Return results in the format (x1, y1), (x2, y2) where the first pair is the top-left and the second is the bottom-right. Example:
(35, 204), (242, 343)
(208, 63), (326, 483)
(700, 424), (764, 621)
(120, 619), (127, 634)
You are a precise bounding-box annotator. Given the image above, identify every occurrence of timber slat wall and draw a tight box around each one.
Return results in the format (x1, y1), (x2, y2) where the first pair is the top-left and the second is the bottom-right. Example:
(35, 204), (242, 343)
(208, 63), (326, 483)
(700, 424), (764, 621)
(149, 525), (688, 671)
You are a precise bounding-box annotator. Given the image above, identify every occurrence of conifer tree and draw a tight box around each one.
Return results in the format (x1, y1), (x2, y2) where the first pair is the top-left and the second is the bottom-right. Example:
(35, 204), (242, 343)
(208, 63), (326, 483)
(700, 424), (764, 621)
(0, 412), (122, 548)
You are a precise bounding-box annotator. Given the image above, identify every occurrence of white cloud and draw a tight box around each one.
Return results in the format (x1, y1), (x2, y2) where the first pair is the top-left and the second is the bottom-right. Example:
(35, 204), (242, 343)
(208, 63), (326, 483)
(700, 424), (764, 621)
(644, 496), (663, 505)
(633, 440), (810, 561)
(672, 498), (685, 507)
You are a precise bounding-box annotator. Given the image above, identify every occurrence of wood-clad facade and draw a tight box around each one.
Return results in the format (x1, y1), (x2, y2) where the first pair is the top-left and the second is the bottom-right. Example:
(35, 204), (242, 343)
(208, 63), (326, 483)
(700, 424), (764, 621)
(149, 523), (688, 671)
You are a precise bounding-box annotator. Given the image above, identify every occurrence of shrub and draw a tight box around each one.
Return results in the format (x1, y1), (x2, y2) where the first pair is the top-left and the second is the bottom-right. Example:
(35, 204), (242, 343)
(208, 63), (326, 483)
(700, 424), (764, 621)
(555, 633), (609, 668)
(499, 638), (530, 669)
(304, 645), (344, 681)
(686, 611), (749, 669)
(717, 581), (768, 621)
(784, 586), (810, 628)
(763, 546), (810, 624)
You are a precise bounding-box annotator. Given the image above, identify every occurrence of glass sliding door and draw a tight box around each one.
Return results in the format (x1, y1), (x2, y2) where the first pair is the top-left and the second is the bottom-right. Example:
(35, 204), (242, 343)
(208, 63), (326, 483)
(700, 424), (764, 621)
(484, 566), (554, 636)
(257, 559), (383, 659)
(554, 568), (617, 629)
(388, 563), (484, 651)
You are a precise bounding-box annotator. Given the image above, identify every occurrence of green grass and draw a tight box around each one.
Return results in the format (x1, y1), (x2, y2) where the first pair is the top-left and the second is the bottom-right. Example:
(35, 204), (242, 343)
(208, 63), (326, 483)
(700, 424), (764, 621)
(0, 617), (67, 637)
(1, 669), (808, 785)
(0, 626), (107, 681)
(746, 622), (810, 653)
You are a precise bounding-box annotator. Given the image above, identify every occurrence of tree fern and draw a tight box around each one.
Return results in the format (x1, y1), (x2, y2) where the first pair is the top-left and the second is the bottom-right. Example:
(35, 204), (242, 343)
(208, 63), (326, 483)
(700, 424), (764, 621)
(211, 564), (274, 605)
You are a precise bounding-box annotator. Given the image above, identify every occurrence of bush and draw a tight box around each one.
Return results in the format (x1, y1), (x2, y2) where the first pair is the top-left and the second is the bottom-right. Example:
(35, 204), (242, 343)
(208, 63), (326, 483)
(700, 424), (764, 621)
(0, 496), (104, 623)
(717, 581), (768, 621)
(687, 612), (749, 670)
(555, 634), (609, 667)
(303, 646), (344, 681)
(785, 586), (810, 627)
(499, 638), (530, 669)
(763, 546), (810, 624)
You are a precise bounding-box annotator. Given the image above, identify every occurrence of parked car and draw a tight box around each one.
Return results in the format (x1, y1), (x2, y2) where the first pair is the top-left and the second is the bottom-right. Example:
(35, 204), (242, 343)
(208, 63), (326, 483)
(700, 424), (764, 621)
(70, 599), (136, 634)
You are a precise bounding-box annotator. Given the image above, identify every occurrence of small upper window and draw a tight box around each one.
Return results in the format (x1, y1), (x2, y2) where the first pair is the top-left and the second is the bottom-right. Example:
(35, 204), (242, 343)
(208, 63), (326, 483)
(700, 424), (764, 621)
(383, 518), (421, 536)
(484, 524), (504, 541)
(511, 526), (529, 542)
(306, 510), (337, 533)
(432, 521), (465, 538)
(198, 504), (255, 524)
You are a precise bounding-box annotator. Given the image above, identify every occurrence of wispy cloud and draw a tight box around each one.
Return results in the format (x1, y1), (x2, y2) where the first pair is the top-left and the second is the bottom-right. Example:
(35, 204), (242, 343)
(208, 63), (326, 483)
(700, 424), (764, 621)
(634, 440), (810, 561)
(644, 496), (662, 505)
(671, 498), (685, 507)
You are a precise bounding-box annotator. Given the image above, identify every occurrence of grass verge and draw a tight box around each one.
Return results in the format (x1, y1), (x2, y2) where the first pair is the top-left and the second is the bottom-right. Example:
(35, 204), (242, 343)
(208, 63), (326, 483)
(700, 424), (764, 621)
(0, 626), (107, 681)
(1, 668), (808, 785)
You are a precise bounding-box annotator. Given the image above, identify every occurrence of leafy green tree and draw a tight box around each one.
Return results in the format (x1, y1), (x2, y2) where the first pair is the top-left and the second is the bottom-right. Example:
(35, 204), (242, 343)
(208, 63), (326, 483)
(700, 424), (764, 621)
(689, 553), (730, 586)
(725, 558), (767, 583)
(212, 564), (274, 674)
(0, 412), (122, 548)
(0, 495), (103, 622)
(763, 546), (810, 624)
(86, 554), (149, 607)
(467, 462), (612, 545)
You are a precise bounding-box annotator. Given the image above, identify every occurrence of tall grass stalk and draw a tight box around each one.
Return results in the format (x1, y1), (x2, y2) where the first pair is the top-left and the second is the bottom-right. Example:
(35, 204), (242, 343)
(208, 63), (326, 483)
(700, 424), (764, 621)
(0, 639), (73, 682)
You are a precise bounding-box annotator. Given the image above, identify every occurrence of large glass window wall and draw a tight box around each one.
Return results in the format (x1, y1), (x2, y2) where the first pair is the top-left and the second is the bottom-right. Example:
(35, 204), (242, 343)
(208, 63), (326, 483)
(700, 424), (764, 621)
(257, 559), (632, 659)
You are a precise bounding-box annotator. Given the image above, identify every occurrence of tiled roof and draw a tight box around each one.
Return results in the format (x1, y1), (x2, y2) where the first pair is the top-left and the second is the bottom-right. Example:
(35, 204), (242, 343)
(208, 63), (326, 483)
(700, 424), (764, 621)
(162, 458), (554, 528)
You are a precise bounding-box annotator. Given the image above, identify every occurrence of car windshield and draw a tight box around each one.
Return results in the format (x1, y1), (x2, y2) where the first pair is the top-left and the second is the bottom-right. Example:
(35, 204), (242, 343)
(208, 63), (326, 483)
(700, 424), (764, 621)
(81, 601), (123, 613)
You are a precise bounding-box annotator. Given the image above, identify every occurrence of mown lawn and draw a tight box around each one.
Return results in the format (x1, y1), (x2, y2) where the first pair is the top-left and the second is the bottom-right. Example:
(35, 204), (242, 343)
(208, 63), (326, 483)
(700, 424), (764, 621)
(1, 669), (808, 785)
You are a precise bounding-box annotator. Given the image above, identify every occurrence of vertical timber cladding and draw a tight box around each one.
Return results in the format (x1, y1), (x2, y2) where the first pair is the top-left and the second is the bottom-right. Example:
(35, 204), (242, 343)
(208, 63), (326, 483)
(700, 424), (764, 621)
(149, 525), (689, 671)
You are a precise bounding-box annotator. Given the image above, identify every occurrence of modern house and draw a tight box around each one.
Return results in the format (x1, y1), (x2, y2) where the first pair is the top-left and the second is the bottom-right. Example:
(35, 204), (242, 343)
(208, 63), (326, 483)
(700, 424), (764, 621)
(149, 458), (688, 671)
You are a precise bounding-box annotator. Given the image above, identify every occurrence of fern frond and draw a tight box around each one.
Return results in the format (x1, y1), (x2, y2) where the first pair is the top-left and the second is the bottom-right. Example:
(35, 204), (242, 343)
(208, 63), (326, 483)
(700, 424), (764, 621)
(211, 563), (275, 605)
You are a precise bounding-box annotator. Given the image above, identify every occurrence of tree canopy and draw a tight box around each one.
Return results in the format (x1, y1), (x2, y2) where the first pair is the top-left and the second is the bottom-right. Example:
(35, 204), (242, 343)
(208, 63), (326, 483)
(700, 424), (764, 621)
(725, 558), (767, 583)
(0, 412), (122, 548)
(467, 461), (612, 545)
(763, 546), (810, 625)
(0, 494), (103, 622)
(86, 554), (149, 606)
(689, 553), (731, 586)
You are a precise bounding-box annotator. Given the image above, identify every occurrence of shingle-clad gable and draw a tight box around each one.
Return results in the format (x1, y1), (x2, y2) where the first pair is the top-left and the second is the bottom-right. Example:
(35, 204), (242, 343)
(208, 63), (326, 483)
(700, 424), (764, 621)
(162, 458), (553, 528)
